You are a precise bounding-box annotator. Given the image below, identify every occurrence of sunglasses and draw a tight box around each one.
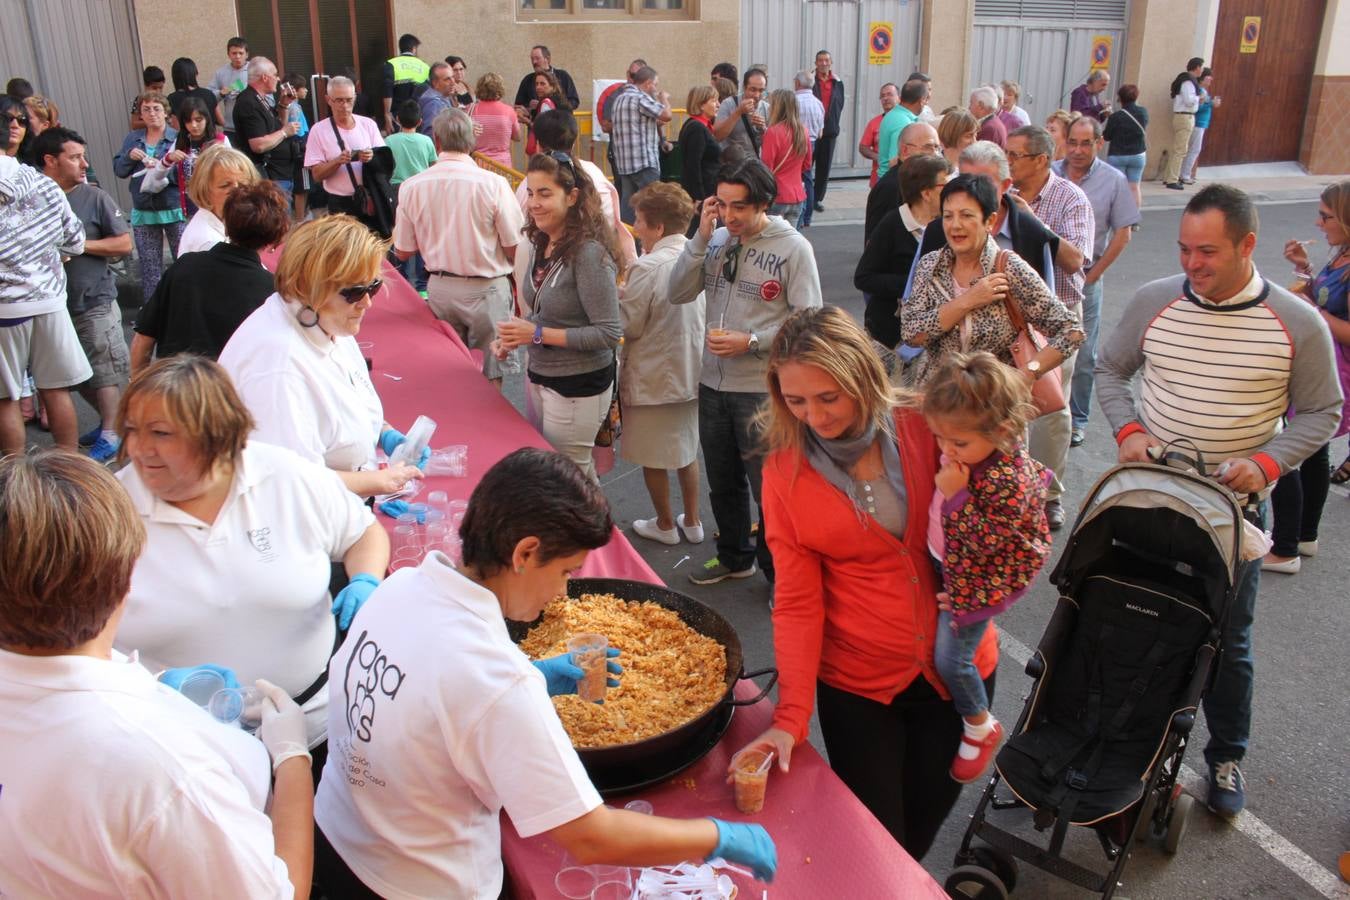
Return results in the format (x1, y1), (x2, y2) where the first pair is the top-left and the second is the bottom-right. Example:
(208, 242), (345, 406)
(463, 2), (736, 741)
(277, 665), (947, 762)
(3, 114), (28, 126)
(546, 150), (577, 181)
(721, 242), (742, 284)
(338, 279), (382, 303)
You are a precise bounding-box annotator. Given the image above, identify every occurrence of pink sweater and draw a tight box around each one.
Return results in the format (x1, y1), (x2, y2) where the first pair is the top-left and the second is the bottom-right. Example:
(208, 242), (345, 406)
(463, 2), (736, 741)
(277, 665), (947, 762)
(759, 123), (812, 204)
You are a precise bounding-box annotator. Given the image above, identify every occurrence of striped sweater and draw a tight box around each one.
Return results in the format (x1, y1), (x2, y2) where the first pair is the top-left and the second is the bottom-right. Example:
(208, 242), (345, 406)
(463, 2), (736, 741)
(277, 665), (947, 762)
(0, 156), (85, 318)
(1097, 271), (1342, 483)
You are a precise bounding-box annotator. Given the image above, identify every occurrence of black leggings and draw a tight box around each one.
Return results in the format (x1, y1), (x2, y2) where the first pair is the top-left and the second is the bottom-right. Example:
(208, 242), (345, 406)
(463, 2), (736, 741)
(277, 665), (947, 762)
(1269, 442), (1331, 557)
(816, 673), (995, 861)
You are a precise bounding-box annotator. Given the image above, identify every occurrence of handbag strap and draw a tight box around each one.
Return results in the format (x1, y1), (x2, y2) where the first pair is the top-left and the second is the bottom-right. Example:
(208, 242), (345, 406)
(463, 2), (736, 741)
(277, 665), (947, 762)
(996, 250), (1030, 334)
(1120, 107), (1147, 143)
(330, 119), (362, 194)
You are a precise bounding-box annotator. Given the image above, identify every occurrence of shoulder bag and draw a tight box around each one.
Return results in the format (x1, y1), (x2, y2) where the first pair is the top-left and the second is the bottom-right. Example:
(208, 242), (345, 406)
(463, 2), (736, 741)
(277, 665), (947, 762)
(996, 250), (1066, 417)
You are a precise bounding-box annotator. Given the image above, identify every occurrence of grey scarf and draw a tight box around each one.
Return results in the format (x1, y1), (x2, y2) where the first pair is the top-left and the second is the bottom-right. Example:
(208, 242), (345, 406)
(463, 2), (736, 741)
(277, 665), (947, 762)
(804, 420), (908, 533)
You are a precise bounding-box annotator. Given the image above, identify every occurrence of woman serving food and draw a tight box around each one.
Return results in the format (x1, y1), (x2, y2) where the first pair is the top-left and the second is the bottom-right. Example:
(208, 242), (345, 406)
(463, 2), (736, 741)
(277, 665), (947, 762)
(313, 448), (776, 898)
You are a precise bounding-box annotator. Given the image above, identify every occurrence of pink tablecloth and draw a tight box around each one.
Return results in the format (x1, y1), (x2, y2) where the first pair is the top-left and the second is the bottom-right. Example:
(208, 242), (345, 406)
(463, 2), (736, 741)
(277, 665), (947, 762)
(500, 680), (947, 899)
(258, 249), (659, 583)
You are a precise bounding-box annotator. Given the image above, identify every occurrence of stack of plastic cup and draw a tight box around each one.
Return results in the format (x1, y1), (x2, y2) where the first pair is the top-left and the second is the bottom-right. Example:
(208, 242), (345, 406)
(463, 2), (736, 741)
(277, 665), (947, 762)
(209, 686), (264, 733)
(179, 669), (227, 706)
(391, 520), (422, 572)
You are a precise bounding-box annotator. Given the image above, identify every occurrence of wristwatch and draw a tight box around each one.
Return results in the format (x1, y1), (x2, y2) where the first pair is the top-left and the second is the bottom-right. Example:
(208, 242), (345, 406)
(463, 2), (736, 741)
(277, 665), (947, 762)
(1026, 359), (1042, 375)
(746, 332), (760, 355)
(532, 324), (544, 345)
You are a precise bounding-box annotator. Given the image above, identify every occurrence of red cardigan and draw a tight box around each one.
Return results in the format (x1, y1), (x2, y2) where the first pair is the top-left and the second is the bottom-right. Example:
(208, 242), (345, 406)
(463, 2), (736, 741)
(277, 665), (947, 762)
(763, 409), (1000, 743)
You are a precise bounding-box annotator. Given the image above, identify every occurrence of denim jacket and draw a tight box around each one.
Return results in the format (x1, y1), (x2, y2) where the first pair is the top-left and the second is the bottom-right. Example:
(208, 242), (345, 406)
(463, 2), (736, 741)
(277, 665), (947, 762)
(113, 129), (181, 213)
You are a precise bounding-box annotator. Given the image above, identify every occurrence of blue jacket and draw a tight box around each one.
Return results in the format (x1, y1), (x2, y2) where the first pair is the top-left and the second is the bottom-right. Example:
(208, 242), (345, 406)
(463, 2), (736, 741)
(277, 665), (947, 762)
(113, 129), (182, 213)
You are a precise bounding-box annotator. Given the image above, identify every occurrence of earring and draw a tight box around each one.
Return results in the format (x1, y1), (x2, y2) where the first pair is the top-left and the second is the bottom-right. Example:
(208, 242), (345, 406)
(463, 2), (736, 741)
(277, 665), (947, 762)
(514, 566), (524, 574)
(296, 305), (319, 328)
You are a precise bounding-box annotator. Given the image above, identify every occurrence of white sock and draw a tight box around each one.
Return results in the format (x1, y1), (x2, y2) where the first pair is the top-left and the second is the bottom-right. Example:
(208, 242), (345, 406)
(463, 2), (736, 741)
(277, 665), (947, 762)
(100, 429), (119, 444)
(957, 715), (998, 761)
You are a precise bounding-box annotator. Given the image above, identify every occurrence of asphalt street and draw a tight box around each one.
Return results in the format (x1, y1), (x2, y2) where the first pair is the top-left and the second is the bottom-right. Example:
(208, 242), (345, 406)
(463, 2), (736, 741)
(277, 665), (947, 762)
(56, 192), (1347, 898)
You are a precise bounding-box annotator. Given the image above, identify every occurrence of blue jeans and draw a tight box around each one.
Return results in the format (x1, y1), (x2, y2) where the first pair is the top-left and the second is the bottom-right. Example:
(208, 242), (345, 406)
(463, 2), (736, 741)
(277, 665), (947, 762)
(769, 202), (801, 223)
(401, 252), (429, 293)
(1070, 277), (1103, 429)
(934, 610), (990, 718)
(698, 384), (773, 580)
(271, 178), (294, 202)
(1106, 153), (1146, 183)
(798, 140), (816, 227)
(616, 167), (658, 225)
(1203, 503), (1264, 766)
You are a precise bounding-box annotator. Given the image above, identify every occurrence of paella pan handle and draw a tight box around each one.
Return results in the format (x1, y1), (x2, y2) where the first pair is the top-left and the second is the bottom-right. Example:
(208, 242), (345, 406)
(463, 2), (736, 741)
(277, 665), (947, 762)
(728, 667), (778, 706)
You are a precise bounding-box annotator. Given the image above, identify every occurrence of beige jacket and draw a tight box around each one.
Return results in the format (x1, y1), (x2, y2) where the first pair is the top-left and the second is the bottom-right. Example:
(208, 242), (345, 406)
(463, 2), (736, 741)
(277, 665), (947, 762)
(619, 234), (705, 407)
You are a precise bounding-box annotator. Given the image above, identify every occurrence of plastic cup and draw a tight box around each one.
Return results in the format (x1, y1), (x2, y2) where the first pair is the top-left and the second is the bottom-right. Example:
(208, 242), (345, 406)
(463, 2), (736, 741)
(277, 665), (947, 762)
(179, 669), (226, 707)
(588, 868), (631, 900)
(448, 498), (468, 529)
(357, 341), (374, 371)
(732, 749), (772, 814)
(209, 686), (264, 732)
(426, 490), (450, 518)
(555, 851), (597, 899)
(567, 633), (609, 704)
(425, 445), (469, 477)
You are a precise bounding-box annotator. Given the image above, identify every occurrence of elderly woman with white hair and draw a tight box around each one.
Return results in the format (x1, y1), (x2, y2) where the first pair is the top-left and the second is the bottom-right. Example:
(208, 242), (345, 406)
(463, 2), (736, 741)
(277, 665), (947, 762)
(303, 75), (385, 219)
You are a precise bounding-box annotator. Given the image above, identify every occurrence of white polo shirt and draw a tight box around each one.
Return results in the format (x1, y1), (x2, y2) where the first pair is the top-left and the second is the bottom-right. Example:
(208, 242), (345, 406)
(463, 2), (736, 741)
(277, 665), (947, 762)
(220, 292), (384, 473)
(315, 554), (602, 900)
(116, 441), (375, 746)
(393, 152), (523, 278)
(0, 647), (290, 898)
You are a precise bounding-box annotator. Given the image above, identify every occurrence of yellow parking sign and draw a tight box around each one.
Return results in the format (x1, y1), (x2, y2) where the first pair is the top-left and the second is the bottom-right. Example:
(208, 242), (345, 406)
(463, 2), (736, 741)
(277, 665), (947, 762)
(869, 22), (893, 66)
(1240, 16), (1261, 53)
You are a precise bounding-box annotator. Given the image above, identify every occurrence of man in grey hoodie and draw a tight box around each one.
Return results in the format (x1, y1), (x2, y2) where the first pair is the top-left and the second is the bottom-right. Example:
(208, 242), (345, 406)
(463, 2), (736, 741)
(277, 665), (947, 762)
(0, 140), (90, 455)
(669, 158), (823, 587)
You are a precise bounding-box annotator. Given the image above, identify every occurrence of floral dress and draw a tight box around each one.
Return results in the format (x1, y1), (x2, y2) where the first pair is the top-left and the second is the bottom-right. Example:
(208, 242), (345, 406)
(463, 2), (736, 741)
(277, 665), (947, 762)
(902, 236), (1083, 387)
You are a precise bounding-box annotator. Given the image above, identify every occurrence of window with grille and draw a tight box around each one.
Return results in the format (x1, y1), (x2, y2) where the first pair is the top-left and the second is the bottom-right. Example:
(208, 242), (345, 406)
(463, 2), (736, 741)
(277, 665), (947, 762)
(974, 0), (1127, 20)
(519, 0), (694, 18)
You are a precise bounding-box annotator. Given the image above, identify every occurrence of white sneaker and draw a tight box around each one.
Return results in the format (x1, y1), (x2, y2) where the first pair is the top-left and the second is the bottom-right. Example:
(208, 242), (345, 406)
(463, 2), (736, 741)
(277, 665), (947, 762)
(632, 517), (679, 545)
(1297, 540), (1318, 557)
(677, 514), (705, 543)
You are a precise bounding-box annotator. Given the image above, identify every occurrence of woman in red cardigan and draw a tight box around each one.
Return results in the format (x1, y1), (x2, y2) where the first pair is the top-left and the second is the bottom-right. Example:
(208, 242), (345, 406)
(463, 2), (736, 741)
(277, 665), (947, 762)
(727, 306), (999, 859)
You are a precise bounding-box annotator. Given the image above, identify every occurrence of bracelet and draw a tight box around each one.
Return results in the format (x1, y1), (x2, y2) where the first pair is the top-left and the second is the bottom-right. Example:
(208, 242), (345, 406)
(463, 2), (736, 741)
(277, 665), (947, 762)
(1292, 267), (1313, 281)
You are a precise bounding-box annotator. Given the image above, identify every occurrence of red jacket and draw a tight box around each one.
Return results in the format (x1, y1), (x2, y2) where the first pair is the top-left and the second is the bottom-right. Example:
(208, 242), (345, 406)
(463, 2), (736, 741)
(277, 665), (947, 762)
(763, 409), (1000, 743)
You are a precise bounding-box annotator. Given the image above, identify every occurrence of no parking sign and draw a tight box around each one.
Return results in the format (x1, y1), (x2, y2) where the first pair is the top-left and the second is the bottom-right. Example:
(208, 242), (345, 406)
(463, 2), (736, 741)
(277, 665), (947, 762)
(869, 22), (893, 66)
(1090, 35), (1113, 72)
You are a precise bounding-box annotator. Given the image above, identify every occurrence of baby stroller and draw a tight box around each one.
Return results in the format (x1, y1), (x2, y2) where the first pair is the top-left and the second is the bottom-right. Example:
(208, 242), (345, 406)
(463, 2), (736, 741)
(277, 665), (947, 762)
(946, 454), (1245, 899)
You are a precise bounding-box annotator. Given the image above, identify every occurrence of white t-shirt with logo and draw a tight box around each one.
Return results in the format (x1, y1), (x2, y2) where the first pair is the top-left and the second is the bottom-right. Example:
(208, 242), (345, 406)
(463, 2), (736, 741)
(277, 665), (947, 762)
(220, 292), (385, 474)
(0, 648), (290, 897)
(315, 555), (602, 899)
(116, 440), (375, 746)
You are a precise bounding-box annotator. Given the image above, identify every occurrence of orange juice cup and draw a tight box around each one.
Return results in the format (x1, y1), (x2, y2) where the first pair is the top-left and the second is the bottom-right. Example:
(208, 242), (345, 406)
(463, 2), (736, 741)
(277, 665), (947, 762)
(567, 633), (609, 703)
(732, 749), (772, 813)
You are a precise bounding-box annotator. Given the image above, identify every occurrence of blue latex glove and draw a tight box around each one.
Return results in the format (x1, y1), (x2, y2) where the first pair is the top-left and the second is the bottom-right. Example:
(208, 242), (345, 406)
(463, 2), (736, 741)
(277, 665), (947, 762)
(709, 819), (777, 882)
(378, 499), (422, 520)
(159, 663), (241, 691)
(532, 648), (623, 697)
(379, 429), (432, 470)
(332, 573), (381, 630)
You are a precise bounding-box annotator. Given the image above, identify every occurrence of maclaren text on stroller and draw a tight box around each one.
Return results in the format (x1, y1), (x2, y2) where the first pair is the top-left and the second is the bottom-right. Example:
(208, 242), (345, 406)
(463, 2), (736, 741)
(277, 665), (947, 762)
(946, 454), (1246, 899)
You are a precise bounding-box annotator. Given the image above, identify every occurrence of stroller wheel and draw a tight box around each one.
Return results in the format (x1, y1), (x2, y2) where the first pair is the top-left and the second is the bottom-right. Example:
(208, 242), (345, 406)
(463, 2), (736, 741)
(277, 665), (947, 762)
(1164, 794), (1195, 854)
(945, 865), (1010, 899)
(968, 846), (1019, 891)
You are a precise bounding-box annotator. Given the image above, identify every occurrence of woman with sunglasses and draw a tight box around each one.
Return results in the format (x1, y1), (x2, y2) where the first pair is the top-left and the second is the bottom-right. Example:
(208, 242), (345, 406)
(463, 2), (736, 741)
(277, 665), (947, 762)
(1, 95), (34, 166)
(219, 215), (424, 500)
(494, 152), (623, 482)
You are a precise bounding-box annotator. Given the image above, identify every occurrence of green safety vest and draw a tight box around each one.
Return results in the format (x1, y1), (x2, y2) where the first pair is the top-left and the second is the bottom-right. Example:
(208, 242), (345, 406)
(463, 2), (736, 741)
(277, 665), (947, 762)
(388, 54), (429, 86)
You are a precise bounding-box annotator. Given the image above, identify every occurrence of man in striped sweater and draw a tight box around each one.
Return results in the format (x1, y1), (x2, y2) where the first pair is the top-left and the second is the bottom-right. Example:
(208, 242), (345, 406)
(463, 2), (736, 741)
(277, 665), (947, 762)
(0, 147), (90, 455)
(1096, 185), (1341, 818)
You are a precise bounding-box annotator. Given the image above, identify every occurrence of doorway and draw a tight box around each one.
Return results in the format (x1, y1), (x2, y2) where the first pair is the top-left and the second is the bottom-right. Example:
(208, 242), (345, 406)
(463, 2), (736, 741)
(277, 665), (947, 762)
(1203, 0), (1325, 165)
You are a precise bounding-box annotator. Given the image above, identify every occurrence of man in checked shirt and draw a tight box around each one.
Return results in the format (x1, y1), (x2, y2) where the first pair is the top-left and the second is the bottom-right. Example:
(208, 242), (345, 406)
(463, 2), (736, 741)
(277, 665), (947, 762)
(1005, 124), (1094, 531)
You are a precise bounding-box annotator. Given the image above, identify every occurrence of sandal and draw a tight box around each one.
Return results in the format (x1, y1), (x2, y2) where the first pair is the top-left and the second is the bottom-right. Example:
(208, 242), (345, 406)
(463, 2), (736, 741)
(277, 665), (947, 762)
(1332, 454), (1350, 485)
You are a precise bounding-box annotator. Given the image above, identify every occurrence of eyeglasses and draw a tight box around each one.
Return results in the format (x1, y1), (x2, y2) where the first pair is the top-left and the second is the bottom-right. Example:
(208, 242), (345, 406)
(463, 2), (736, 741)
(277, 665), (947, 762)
(329, 96), (355, 105)
(1004, 150), (1045, 163)
(904, 141), (942, 154)
(1318, 211), (1336, 223)
(338, 279), (382, 303)
(3, 114), (29, 126)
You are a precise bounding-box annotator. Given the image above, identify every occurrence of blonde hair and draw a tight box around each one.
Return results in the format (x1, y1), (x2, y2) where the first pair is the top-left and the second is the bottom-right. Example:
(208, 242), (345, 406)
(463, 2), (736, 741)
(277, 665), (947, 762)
(24, 95), (58, 130)
(937, 109), (978, 151)
(631, 180), (695, 237)
(1000, 80), (1021, 103)
(187, 143), (258, 211)
(476, 72), (505, 102)
(1045, 108), (1080, 134)
(275, 215), (390, 313)
(0, 450), (145, 650)
(714, 77), (736, 102)
(760, 307), (900, 459)
(686, 85), (717, 117)
(920, 351), (1035, 451)
(115, 355), (254, 472)
(766, 89), (807, 161)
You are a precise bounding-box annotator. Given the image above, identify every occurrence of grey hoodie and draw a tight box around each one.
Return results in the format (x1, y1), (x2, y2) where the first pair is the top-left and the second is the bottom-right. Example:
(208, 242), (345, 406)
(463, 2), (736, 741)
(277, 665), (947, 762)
(668, 215), (822, 393)
(0, 156), (84, 317)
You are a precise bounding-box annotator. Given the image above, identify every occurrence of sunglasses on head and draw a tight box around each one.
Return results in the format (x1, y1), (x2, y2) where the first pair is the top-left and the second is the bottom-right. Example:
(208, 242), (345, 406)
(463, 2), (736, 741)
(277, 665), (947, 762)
(546, 150), (578, 181)
(338, 279), (382, 303)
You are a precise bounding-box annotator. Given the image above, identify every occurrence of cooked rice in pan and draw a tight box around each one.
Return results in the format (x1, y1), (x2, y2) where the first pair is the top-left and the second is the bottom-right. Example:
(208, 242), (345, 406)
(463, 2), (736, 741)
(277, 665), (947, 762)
(519, 593), (728, 748)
